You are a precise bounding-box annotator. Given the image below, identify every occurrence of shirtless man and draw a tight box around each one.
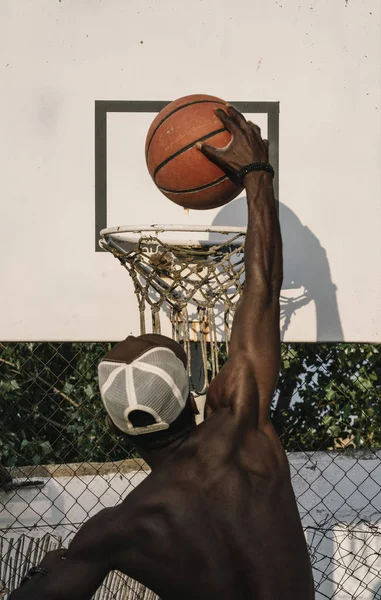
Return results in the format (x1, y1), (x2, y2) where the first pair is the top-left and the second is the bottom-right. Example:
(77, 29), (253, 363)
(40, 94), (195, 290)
(9, 106), (315, 600)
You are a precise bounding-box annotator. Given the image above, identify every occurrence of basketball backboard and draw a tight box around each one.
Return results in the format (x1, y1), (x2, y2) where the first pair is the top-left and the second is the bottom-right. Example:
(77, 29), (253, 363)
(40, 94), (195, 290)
(1, 0), (380, 342)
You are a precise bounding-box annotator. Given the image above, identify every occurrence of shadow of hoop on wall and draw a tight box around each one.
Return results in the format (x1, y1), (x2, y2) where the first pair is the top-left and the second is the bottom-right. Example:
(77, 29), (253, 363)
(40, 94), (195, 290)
(372, 581), (381, 599)
(212, 196), (343, 341)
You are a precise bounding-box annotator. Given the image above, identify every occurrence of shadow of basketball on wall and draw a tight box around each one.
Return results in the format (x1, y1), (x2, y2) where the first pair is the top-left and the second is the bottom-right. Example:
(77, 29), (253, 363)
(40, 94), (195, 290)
(212, 196), (343, 341)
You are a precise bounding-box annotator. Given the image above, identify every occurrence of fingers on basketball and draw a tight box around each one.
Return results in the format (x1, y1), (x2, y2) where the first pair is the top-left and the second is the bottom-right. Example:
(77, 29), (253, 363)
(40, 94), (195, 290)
(247, 121), (262, 138)
(214, 107), (237, 134)
(247, 121), (270, 153)
(226, 104), (248, 129)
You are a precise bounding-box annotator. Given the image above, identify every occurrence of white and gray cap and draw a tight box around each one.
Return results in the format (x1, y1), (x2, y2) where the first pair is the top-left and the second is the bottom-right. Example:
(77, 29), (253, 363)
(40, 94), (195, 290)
(98, 338), (189, 436)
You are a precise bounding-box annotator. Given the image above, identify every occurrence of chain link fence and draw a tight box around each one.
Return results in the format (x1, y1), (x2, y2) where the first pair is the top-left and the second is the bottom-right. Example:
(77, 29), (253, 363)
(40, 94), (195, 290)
(1, 341), (380, 599)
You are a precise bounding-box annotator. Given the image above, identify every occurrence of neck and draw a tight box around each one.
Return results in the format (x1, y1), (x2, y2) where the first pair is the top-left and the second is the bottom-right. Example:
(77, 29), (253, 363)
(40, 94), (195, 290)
(137, 429), (192, 470)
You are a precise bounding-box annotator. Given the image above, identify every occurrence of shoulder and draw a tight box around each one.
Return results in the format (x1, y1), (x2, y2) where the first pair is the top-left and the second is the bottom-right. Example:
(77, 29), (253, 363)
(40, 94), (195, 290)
(205, 353), (259, 424)
(237, 422), (290, 481)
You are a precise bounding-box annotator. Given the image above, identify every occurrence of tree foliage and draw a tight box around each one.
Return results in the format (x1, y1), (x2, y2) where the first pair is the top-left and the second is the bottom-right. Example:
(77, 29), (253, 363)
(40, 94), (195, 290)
(0, 343), (133, 467)
(273, 343), (381, 451)
(0, 342), (380, 467)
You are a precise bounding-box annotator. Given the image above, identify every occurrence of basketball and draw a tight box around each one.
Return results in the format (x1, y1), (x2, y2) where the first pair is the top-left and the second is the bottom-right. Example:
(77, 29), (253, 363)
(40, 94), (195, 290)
(145, 94), (243, 210)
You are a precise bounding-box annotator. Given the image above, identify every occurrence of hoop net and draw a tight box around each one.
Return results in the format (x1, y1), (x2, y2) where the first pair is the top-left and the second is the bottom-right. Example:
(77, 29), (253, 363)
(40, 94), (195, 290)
(99, 225), (246, 393)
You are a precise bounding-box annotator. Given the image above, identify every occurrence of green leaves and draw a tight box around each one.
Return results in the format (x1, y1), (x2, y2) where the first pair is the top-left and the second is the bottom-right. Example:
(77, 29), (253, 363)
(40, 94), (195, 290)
(273, 343), (381, 451)
(62, 382), (74, 395)
(0, 341), (379, 465)
(0, 342), (132, 466)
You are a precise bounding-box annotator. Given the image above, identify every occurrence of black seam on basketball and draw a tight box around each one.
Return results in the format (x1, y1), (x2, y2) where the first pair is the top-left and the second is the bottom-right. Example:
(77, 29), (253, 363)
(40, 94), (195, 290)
(158, 175), (228, 195)
(146, 99), (226, 158)
(153, 127), (227, 181)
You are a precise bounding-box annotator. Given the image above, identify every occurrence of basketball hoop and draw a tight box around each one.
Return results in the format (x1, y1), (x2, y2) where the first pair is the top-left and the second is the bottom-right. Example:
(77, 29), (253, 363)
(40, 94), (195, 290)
(99, 225), (246, 394)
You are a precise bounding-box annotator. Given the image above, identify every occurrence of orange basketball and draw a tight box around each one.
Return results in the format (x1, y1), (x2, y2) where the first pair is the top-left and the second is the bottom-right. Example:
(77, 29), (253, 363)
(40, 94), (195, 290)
(145, 94), (242, 210)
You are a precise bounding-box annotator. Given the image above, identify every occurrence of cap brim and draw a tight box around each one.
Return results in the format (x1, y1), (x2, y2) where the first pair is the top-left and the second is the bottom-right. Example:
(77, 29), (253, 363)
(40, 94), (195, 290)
(125, 422), (170, 436)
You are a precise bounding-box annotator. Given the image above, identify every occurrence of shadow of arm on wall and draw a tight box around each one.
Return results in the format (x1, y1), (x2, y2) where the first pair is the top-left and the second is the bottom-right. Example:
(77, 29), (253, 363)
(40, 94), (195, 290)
(212, 197), (343, 341)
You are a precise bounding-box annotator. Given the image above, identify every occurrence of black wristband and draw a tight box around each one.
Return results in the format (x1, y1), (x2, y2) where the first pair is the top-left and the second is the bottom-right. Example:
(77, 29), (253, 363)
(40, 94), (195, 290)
(20, 566), (49, 586)
(236, 162), (274, 181)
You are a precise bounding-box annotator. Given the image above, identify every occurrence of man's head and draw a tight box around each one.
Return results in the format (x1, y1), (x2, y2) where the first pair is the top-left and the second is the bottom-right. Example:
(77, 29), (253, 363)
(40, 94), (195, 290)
(98, 334), (197, 450)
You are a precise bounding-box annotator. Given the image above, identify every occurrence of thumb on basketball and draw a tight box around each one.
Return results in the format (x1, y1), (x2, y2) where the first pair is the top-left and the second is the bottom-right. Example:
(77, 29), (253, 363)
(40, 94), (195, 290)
(196, 141), (222, 165)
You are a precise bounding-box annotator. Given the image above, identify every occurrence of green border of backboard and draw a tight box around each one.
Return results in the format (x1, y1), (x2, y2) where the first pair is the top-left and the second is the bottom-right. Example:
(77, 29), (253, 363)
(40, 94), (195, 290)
(94, 101), (280, 252)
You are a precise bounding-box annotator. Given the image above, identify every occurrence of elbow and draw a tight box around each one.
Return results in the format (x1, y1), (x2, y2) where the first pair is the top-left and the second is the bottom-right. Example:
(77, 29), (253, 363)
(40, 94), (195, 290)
(270, 274), (283, 300)
(269, 265), (283, 300)
(257, 277), (283, 305)
(250, 264), (283, 304)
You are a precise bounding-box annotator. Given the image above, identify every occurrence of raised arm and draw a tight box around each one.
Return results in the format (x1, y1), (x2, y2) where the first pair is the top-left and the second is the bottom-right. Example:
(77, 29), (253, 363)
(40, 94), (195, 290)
(198, 106), (283, 428)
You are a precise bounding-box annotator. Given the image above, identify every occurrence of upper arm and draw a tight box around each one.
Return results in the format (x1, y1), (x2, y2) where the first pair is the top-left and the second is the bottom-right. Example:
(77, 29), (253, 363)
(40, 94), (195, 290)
(206, 295), (280, 426)
(231, 293), (281, 419)
(36, 508), (117, 600)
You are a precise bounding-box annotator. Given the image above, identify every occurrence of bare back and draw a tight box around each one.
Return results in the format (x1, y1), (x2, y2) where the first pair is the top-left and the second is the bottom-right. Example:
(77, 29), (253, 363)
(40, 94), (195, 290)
(114, 409), (314, 600)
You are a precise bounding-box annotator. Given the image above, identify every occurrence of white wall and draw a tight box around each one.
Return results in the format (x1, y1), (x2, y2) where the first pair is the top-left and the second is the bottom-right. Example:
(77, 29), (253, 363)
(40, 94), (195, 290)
(1, 0), (380, 343)
(1, 452), (381, 598)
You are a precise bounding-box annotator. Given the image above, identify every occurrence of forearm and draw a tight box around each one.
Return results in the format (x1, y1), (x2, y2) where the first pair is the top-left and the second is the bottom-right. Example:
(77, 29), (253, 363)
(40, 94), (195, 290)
(8, 586), (34, 599)
(228, 168), (282, 380)
(8, 574), (44, 600)
(7, 510), (114, 600)
(8, 561), (106, 600)
(244, 171), (283, 300)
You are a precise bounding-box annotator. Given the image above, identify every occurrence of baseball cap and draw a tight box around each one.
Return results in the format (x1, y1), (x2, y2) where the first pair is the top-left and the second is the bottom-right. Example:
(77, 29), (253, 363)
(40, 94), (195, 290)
(98, 342), (190, 436)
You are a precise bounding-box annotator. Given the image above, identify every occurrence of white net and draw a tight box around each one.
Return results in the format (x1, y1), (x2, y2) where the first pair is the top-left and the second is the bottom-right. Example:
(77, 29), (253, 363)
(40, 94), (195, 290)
(100, 226), (246, 394)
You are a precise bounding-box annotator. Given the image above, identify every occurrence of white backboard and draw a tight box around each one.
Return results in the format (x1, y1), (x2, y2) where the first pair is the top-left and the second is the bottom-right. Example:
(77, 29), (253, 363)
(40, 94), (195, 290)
(1, 0), (380, 342)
